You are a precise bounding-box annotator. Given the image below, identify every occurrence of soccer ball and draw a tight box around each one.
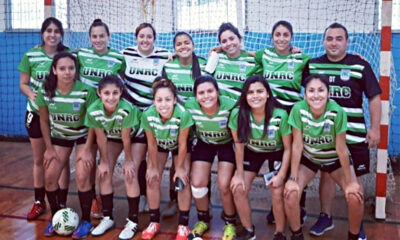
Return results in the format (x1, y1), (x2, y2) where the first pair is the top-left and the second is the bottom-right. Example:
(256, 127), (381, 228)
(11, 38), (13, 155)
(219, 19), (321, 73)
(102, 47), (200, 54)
(52, 208), (79, 235)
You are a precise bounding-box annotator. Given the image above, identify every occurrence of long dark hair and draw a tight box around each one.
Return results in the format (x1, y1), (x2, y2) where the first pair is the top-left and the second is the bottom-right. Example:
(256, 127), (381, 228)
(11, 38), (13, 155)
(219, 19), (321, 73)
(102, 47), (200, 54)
(41, 17), (69, 52)
(173, 31), (202, 80)
(237, 75), (278, 143)
(44, 52), (77, 99)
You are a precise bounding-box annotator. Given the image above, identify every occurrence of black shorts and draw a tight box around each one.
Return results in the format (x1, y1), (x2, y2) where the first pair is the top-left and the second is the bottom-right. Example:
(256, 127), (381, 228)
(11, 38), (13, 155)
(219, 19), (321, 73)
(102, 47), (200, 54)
(108, 138), (122, 144)
(191, 139), (235, 164)
(243, 147), (283, 173)
(348, 142), (369, 176)
(25, 111), (42, 138)
(157, 139), (192, 156)
(51, 136), (87, 147)
(300, 155), (352, 173)
(132, 129), (147, 144)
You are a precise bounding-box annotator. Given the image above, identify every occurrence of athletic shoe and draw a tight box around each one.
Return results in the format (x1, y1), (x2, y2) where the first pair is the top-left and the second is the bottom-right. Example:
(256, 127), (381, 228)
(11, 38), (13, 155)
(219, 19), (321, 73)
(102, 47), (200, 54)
(139, 195), (149, 213)
(176, 225), (190, 240)
(222, 223), (236, 240)
(27, 201), (46, 220)
(235, 225), (255, 240)
(91, 216), (115, 236)
(190, 220), (209, 237)
(72, 220), (93, 239)
(161, 199), (177, 217)
(91, 196), (103, 219)
(309, 212), (334, 236)
(119, 218), (138, 240)
(44, 221), (55, 237)
(141, 222), (161, 240)
(358, 223), (367, 240)
(273, 232), (287, 240)
(290, 233), (304, 240)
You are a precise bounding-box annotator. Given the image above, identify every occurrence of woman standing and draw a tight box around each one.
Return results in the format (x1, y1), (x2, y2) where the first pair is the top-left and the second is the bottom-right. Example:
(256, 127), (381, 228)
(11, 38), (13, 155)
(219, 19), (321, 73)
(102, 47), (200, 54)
(35, 52), (97, 236)
(18, 17), (71, 220)
(284, 74), (364, 240)
(229, 75), (292, 240)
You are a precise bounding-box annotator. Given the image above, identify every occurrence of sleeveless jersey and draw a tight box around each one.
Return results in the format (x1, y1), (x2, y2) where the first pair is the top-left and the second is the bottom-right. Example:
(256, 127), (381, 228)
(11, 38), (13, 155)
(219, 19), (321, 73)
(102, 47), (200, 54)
(163, 57), (206, 101)
(35, 81), (97, 140)
(210, 51), (255, 101)
(228, 107), (291, 153)
(248, 47), (310, 107)
(77, 47), (125, 89)
(85, 98), (141, 140)
(121, 46), (170, 110)
(309, 54), (381, 144)
(288, 99), (347, 165)
(184, 96), (235, 145)
(141, 103), (193, 151)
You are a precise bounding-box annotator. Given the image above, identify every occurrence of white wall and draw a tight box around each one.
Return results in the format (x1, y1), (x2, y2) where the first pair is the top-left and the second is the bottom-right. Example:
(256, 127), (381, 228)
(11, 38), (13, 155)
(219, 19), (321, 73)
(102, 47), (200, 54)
(0, 0), (6, 31)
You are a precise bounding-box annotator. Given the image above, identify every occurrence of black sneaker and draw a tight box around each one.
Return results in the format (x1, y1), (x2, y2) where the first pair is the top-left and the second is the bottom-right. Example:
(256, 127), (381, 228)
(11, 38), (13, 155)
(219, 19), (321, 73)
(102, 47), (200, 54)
(236, 225), (256, 240)
(290, 232), (304, 240)
(273, 232), (286, 240)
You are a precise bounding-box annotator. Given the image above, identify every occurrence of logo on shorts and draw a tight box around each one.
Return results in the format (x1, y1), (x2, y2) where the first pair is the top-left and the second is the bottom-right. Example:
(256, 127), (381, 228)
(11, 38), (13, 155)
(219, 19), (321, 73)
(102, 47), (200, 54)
(219, 119), (227, 128)
(288, 60), (294, 70)
(357, 164), (366, 171)
(323, 122), (330, 133)
(340, 69), (351, 81)
(73, 102), (81, 112)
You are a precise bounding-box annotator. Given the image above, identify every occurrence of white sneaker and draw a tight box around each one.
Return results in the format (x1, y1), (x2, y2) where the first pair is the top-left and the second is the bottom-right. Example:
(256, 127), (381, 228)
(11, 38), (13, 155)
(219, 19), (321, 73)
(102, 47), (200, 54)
(139, 195), (149, 213)
(118, 218), (138, 240)
(91, 216), (115, 236)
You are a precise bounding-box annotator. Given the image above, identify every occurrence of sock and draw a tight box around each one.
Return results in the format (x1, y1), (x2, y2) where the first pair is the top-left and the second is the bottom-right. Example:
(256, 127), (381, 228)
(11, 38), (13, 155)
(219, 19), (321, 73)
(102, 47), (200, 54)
(138, 161), (147, 196)
(46, 189), (60, 216)
(222, 212), (236, 225)
(101, 193), (114, 219)
(34, 187), (45, 203)
(58, 188), (68, 207)
(149, 208), (160, 223)
(78, 190), (93, 222)
(348, 231), (359, 240)
(178, 210), (190, 226)
(127, 196), (140, 223)
(91, 184), (96, 199)
(197, 210), (210, 223)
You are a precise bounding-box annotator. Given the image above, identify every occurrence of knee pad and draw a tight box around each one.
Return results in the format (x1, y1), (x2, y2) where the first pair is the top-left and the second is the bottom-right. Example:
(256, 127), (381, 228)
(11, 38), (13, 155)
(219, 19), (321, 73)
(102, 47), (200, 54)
(191, 185), (208, 199)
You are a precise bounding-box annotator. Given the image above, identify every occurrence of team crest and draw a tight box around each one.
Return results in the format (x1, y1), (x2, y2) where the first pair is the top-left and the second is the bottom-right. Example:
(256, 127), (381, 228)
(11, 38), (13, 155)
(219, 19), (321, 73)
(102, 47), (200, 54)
(170, 128), (177, 136)
(73, 102), (81, 111)
(268, 128), (275, 139)
(117, 118), (123, 125)
(288, 60), (294, 70)
(340, 69), (351, 81)
(107, 61), (115, 68)
(323, 122), (331, 133)
(153, 58), (159, 66)
(239, 64), (246, 72)
(219, 119), (227, 128)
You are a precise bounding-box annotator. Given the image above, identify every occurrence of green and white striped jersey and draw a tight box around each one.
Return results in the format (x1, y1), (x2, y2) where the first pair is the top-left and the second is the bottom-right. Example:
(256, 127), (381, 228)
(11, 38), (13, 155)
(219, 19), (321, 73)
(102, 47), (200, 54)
(288, 99), (347, 165)
(210, 51), (255, 101)
(121, 46), (171, 110)
(248, 47), (310, 108)
(77, 47), (125, 89)
(18, 46), (69, 113)
(163, 57), (206, 101)
(85, 98), (141, 139)
(35, 81), (97, 140)
(309, 54), (381, 144)
(141, 103), (193, 151)
(184, 96), (235, 145)
(229, 107), (291, 153)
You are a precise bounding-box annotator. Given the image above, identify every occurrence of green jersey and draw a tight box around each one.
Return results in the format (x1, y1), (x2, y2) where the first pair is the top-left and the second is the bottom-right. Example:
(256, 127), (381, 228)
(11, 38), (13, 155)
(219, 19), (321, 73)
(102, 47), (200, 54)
(184, 96), (235, 145)
(162, 57), (207, 101)
(288, 99), (347, 165)
(309, 54), (382, 144)
(77, 47), (125, 89)
(210, 51), (255, 101)
(85, 98), (141, 140)
(35, 81), (97, 140)
(248, 48), (310, 108)
(228, 107), (291, 153)
(18, 46), (68, 113)
(141, 103), (193, 151)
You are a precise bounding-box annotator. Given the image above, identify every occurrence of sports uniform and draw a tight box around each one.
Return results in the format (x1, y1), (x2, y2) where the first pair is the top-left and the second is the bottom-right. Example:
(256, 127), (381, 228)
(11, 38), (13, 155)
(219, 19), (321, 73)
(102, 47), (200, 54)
(228, 107), (291, 172)
(140, 103), (193, 155)
(77, 47), (125, 89)
(121, 46), (170, 110)
(85, 98), (141, 142)
(184, 96), (236, 164)
(248, 47), (310, 110)
(35, 81), (97, 147)
(309, 54), (381, 175)
(288, 99), (348, 173)
(208, 51), (255, 101)
(163, 57), (206, 101)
